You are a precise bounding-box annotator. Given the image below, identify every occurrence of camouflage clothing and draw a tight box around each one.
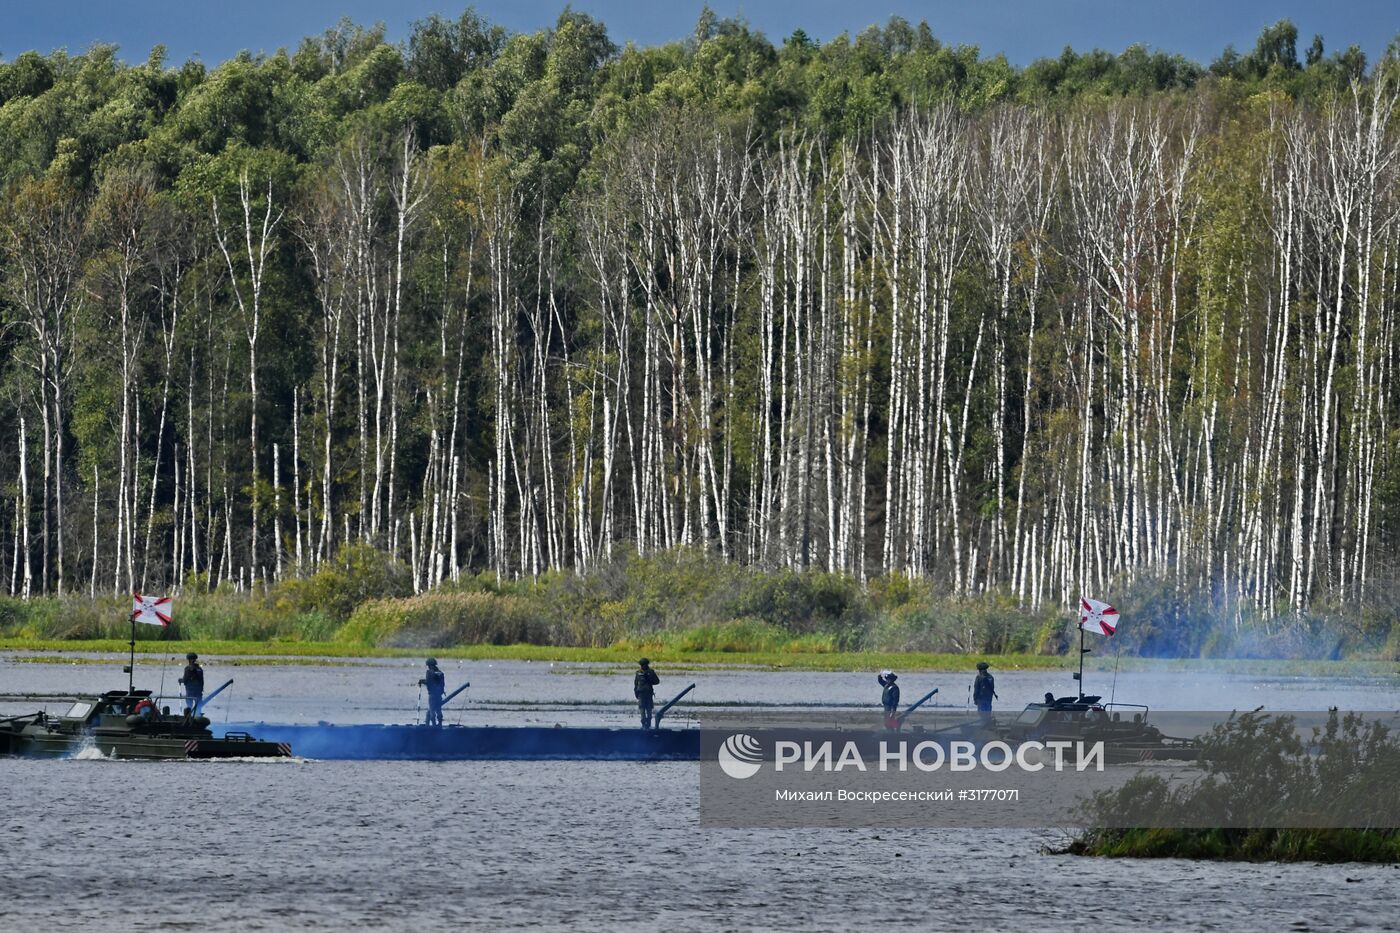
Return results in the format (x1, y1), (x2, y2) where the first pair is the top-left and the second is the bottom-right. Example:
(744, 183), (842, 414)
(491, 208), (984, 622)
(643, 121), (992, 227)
(634, 665), (660, 729)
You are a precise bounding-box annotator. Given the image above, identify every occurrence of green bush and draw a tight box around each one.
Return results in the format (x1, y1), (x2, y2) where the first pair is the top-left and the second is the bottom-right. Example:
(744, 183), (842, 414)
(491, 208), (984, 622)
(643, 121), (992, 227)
(870, 597), (1040, 654)
(1068, 710), (1400, 862)
(660, 619), (790, 653)
(1383, 625), (1400, 662)
(274, 543), (413, 623)
(0, 595), (141, 639)
(338, 591), (551, 648)
(734, 569), (864, 632)
(4, 546), (1396, 659)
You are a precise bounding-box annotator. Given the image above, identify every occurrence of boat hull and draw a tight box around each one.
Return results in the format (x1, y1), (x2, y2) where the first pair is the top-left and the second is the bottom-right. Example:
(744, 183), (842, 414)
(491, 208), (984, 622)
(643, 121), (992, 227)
(0, 729), (292, 760)
(1, 708), (294, 761)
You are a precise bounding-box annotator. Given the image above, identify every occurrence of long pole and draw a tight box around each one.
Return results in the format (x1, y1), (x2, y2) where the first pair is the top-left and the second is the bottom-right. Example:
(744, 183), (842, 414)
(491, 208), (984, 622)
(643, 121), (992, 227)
(440, 681), (471, 706)
(1077, 626), (1089, 698)
(896, 687), (940, 725)
(654, 683), (697, 727)
(195, 678), (235, 714)
(128, 613), (136, 694)
(1108, 638), (1123, 707)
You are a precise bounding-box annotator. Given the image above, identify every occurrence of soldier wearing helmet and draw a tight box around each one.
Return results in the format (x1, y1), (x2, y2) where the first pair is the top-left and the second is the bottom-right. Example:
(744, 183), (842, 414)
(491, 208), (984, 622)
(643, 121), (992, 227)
(973, 661), (998, 716)
(634, 658), (660, 729)
(419, 658), (446, 726)
(178, 652), (204, 714)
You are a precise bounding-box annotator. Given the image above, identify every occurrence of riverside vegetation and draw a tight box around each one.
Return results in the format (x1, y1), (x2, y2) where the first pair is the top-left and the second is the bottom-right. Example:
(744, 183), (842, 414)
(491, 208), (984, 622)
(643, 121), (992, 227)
(1, 13), (1400, 656)
(2, 547), (1399, 664)
(1065, 710), (1400, 862)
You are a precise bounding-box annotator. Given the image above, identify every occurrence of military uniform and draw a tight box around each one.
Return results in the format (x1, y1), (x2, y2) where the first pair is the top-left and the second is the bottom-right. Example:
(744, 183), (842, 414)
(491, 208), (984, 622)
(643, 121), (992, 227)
(178, 656), (204, 713)
(421, 661), (446, 726)
(878, 671), (900, 729)
(634, 661), (660, 729)
(973, 666), (996, 714)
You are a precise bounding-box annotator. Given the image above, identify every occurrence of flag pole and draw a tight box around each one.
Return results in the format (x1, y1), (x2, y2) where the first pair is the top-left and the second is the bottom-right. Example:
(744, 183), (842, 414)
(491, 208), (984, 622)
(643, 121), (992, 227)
(128, 608), (137, 695)
(1077, 626), (1083, 698)
(1109, 637), (1123, 707)
(1077, 625), (1091, 699)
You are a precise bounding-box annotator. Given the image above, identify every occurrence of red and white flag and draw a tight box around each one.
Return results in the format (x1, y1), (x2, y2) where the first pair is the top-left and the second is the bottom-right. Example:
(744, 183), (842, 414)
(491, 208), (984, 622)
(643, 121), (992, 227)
(132, 593), (172, 627)
(1079, 597), (1118, 637)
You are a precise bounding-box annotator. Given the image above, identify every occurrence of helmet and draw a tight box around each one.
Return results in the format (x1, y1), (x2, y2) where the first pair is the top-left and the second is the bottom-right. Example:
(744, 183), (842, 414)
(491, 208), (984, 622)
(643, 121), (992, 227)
(186, 652), (198, 661)
(426, 658), (438, 667)
(881, 669), (897, 680)
(976, 661), (990, 670)
(639, 658), (650, 667)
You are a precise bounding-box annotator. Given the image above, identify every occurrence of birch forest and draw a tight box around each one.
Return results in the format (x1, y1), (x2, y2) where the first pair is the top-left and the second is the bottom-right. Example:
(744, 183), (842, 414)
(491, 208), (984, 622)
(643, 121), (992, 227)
(2, 12), (1399, 651)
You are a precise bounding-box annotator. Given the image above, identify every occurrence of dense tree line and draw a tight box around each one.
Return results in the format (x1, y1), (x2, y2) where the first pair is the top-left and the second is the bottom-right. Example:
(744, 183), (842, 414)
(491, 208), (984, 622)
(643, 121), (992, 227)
(1, 11), (1398, 638)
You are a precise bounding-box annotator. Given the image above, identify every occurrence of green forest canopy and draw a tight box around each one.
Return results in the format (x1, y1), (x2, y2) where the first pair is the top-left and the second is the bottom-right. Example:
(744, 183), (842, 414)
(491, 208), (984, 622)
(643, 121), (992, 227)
(0, 11), (1381, 190)
(3, 9), (1400, 659)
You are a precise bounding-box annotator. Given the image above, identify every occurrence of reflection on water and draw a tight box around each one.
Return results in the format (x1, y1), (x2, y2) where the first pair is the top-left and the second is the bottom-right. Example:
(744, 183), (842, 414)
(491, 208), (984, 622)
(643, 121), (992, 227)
(2, 656), (1399, 929)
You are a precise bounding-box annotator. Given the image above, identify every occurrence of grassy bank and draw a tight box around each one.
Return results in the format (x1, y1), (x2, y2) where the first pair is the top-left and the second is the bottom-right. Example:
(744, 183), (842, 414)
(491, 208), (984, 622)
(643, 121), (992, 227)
(3, 548), (1397, 663)
(2, 638), (1394, 675)
(0, 638), (1069, 670)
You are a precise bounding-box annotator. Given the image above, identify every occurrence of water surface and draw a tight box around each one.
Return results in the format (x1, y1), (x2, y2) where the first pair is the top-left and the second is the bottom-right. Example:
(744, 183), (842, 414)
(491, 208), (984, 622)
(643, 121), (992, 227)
(2, 654), (1398, 930)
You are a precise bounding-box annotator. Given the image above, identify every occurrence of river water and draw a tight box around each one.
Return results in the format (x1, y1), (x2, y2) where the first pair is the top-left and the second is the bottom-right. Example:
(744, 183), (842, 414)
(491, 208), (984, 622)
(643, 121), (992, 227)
(2, 654), (1399, 930)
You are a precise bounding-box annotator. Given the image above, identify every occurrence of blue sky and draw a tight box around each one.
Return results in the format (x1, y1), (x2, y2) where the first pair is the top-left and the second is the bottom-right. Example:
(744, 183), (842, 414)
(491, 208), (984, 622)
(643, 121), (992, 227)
(5, 1), (1397, 67)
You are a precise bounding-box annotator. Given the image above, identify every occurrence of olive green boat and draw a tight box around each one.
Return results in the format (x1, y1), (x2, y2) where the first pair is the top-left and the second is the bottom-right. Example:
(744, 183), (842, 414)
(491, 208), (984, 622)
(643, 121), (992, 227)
(0, 689), (292, 760)
(987, 619), (1201, 763)
(999, 693), (1200, 762)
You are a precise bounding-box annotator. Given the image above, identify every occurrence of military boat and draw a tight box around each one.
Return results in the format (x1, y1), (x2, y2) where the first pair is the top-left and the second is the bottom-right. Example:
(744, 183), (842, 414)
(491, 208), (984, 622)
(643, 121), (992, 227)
(0, 689), (293, 760)
(998, 693), (1200, 762)
(979, 613), (1202, 762)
